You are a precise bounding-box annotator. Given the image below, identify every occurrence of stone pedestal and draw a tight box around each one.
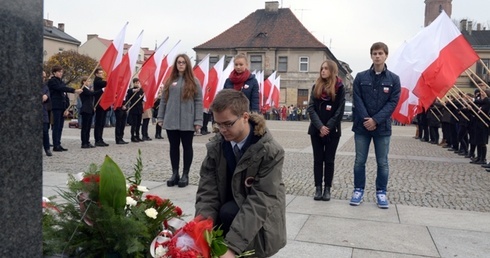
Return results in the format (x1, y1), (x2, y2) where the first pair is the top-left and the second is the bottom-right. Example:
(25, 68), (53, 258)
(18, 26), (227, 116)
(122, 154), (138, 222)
(0, 0), (43, 256)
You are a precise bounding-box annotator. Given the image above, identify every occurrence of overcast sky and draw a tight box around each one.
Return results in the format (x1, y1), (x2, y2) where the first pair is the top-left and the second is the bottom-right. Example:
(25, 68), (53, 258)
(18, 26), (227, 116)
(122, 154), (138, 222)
(44, 0), (490, 76)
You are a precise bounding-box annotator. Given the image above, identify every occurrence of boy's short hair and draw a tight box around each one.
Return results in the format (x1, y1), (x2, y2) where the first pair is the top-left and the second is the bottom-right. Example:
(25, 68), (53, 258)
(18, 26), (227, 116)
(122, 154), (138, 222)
(370, 42), (389, 55)
(51, 65), (63, 74)
(211, 89), (249, 116)
(133, 78), (140, 83)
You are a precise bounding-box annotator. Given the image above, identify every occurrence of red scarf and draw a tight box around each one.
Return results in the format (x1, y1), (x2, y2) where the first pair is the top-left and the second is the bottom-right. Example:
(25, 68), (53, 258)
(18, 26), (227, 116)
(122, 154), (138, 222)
(229, 69), (251, 91)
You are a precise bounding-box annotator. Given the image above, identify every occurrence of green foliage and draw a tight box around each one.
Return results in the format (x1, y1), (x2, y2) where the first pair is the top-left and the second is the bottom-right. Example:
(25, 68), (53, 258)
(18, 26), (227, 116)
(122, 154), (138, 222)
(44, 50), (97, 86)
(99, 156), (127, 214)
(205, 226), (228, 258)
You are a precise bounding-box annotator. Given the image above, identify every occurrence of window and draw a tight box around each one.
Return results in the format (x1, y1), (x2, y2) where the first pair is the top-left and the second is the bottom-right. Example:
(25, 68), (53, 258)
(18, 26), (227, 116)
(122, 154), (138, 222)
(209, 56), (219, 67)
(250, 55), (262, 72)
(477, 59), (489, 75)
(299, 57), (309, 72)
(298, 89), (308, 97)
(225, 55), (233, 68)
(278, 56), (288, 72)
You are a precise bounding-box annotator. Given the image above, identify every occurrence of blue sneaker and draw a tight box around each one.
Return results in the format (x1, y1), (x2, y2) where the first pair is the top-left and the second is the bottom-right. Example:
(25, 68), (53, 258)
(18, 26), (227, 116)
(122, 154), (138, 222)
(376, 190), (389, 209)
(349, 188), (364, 206)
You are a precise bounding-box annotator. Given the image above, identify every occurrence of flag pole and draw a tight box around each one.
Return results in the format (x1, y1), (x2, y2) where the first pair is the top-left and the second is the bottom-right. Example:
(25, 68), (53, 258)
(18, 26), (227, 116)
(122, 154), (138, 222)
(446, 89), (487, 125)
(437, 97), (459, 122)
(465, 69), (489, 90)
(442, 94), (470, 121)
(452, 86), (490, 123)
(429, 108), (441, 122)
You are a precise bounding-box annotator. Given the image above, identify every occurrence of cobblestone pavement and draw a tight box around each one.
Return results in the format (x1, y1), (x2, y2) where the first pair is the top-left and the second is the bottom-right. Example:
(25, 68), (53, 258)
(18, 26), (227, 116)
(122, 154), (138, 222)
(43, 120), (490, 212)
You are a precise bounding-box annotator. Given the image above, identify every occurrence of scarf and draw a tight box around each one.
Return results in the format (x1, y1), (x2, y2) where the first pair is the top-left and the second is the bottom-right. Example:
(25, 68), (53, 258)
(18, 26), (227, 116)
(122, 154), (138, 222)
(229, 69), (251, 91)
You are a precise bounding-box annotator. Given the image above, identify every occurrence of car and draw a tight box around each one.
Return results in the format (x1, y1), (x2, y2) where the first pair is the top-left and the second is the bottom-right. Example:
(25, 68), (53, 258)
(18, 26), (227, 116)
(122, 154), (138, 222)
(343, 102), (353, 121)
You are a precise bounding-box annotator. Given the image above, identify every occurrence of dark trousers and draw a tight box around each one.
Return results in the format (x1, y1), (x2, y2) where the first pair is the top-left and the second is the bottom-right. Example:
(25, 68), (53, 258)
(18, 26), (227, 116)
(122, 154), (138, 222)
(80, 113), (93, 145)
(51, 109), (64, 147)
(155, 123), (162, 137)
(429, 126), (439, 143)
(457, 125), (469, 153)
(310, 134), (340, 187)
(115, 109), (127, 141)
(94, 106), (107, 142)
(43, 122), (50, 151)
(166, 130), (194, 171)
(418, 123), (429, 141)
(449, 123), (458, 150)
(141, 118), (150, 138)
(219, 200), (239, 236)
(441, 122), (451, 145)
(202, 112), (211, 133)
(129, 113), (142, 138)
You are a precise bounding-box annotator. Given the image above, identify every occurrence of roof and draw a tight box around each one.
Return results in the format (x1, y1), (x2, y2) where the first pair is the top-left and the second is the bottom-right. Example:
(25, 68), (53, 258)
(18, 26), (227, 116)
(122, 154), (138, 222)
(462, 30), (490, 49)
(43, 26), (81, 45)
(195, 8), (326, 49)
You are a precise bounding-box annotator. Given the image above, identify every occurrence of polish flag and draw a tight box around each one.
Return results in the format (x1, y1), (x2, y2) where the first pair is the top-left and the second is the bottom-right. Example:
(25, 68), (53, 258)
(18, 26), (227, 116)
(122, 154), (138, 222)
(388, 11), (479, 124)
(138, 38), (169, 111)
(271, 75), (281, 108)
(254, 70), (264, 108)
(194, 54), (210, 98)
(99, 22), (128, 78)
(217, 57), (235, 94)
(159, 41), (181, 85)
(100, 31), (144, 110)
(263, 71), (277, 108)
(203, 56), (224, 109)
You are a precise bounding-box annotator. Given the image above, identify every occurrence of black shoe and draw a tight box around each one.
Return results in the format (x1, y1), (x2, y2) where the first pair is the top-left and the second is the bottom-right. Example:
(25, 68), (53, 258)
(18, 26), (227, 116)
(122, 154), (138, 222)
(142, 136), (152, 141)
(136, 137), (144, 142)
(465, 154), (474, 159)
(322, 187), (331, 201)
(59, 146), (68, 151)
(476, 160), (487, 164)
(131, 137), (139, 143)
(481, 163), (490, 168)
(178, 171), (189, 187)
(486, 168), (490, 172)
(116, 140), (128, 144)
(81, 144), (91, 149)
(313, 186), (322, 201)
(95, 141), (109, 147)
(53, 146), (64, 152)
(45, 149), (52, 156)
(155, 135), (164, 139)
(458, 152), (468, 156)
(167, 170), (180, 187)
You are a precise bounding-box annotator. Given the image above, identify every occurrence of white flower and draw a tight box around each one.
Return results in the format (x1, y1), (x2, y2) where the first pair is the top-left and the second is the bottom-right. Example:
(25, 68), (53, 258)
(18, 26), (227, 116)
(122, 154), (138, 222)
(155, 245), (168, 257)
(145, 208), (158, 219)
(137, 185), (149, 192)
(126, 196), (137, 206)
(74, 172), (84, 181)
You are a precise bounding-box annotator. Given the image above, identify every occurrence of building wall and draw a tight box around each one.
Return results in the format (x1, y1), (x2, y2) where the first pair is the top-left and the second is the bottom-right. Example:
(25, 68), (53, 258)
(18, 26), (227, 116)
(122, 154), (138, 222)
(43, 38), (79, 62)
(79, 38), (107, 61)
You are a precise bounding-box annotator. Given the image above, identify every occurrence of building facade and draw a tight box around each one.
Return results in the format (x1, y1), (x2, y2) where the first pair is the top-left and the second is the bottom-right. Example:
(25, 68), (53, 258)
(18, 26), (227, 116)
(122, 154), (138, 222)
(43, 19), (80, 62)
(193, 1), (353, 108)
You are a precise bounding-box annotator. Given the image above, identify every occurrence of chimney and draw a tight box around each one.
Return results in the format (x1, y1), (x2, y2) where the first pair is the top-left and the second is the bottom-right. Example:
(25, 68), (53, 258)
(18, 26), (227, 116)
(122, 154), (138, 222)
(57, 23), (65, 32)
(468, 20), (473, 35)
(460, 19), (467, 31)
(265, 1), (279, 12)
(87, 34), (99, 41)
(477, 23), (481, 31)
(44, 19), (53, 27)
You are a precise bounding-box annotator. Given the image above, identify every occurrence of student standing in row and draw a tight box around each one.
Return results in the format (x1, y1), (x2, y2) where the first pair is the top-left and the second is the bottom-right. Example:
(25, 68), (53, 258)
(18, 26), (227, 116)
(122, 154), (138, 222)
(126, 78), (144, 143)
(350, 42), (401, 209)
(223, 54), (260, 113)
(307, 60), (345, 201)
(79, 76), (101, 148)
(157, 54), (203, 188)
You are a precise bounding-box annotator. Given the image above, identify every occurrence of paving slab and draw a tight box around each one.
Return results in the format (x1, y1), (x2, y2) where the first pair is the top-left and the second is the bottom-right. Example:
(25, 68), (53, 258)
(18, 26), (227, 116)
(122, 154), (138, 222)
(429, 226), (490, 258)
(398, 205), (490, 232)
(352, 249), (438, 258)
(273, 240), (352, 258)
(286, 196), (400, 224)
(296, 215), (439, 257)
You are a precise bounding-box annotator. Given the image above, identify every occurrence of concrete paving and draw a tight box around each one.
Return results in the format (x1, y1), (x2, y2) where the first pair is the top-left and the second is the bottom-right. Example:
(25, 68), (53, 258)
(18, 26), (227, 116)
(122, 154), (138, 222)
(43, 120), (490, 257)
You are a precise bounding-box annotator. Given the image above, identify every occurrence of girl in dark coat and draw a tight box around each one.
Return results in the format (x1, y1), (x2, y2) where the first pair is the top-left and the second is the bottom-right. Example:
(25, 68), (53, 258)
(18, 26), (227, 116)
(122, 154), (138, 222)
(223, 54), (260, 112)
(307, 60), (345, 201)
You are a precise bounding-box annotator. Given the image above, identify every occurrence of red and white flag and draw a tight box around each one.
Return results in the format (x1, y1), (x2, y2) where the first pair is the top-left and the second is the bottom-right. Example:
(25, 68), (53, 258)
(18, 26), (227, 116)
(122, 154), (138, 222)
(217, 57), (235, 94)
(388, 11), (479, 124)
(254, 70), (264, 108)
(138, 37), (169, 111)
(159, 41), (181, 85)
(100, 31), (144, 110)
(203, 56), (225, 109)
(194, 54), (210, 98)
(271, 75), (281, 108)
(263, 71), (277, 108)
(99, 22), (128, 78)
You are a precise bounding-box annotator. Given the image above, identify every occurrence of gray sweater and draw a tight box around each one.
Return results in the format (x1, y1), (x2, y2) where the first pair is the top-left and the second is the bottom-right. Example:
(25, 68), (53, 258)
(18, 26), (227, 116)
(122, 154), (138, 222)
(157, 75), (203, 131)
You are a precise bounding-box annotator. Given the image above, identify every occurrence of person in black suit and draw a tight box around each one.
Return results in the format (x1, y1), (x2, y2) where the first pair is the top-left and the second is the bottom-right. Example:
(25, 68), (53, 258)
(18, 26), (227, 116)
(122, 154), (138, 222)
(126, 78), (144, 142)
(79, 76), (102, 148)
(47, 65), (82, 152)
(93, 68), (109, 147)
